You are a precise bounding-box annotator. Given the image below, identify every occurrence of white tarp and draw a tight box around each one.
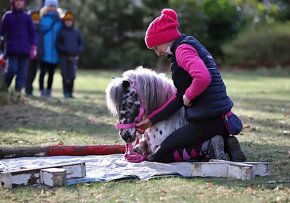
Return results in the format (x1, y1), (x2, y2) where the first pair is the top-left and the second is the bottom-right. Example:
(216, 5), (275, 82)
(0, 154), (194, 185)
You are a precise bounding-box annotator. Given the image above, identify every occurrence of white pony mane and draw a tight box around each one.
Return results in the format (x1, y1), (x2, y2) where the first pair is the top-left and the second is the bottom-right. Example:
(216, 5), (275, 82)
(106, 66), (176, 116)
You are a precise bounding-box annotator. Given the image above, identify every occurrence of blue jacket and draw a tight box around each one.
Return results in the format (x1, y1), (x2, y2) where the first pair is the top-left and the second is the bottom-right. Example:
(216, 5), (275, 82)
(0, 9), (36, 56)
(56, 25), (83, 57)
(40, 12), (62, 64)
(150, 34), (233, 123)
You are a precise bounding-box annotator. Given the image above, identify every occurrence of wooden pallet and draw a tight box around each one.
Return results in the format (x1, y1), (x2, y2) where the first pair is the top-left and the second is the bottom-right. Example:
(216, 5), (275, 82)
(0, 162), (86, 188)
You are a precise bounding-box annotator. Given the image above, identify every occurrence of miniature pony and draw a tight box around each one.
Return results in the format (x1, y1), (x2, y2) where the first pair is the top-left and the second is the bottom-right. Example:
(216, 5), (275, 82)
(106, 67), (228, 162)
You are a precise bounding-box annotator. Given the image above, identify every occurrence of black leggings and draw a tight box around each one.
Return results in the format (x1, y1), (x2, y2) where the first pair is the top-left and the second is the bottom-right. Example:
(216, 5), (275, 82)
(39, 61), (57, 90)
(152, 116), (229, 163)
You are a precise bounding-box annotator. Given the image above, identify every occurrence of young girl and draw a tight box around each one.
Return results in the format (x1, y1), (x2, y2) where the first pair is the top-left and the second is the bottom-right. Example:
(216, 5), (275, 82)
(136, 8), (246, 163)
(0, 0), (36, 94)
(39, 0), (62, 97)
(56, 11), (83, 98)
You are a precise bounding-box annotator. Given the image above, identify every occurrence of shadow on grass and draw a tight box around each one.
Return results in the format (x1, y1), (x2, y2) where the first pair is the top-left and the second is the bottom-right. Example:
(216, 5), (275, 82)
(233, 97), (290, 135)
(0, 89), (119, 143)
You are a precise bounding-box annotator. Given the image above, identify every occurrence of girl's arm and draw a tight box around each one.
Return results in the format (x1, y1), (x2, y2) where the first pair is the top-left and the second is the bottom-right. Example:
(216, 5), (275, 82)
(175, 44), (211, 102)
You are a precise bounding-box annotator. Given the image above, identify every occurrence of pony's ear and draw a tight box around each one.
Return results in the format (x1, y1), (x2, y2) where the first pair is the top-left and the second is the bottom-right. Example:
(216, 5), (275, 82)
(122, 80), (131, 89)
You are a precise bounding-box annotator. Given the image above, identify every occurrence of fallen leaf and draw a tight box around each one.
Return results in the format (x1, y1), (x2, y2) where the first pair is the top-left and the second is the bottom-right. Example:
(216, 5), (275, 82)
(58, 141), (64, 145)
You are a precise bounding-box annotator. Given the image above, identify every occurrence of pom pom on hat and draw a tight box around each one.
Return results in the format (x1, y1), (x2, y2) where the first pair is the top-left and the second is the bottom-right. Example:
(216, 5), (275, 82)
(161, 8), (178, 21)
(44, 0), (59, 7)
(145, 8), (181, 49)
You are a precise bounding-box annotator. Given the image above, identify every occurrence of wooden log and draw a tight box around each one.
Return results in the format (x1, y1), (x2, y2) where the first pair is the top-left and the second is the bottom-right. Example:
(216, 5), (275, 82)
(40, 168), (67, 187)
(0, 145), (126, 159)
(0, 162), (86, 188)
(0, 147), (48, 159)
(47, 145), (126, 156)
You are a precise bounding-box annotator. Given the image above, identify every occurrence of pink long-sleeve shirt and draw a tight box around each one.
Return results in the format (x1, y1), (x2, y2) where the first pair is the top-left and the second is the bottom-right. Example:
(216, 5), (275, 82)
(148, 44), (212, 123)
(175, 44), (211, 101)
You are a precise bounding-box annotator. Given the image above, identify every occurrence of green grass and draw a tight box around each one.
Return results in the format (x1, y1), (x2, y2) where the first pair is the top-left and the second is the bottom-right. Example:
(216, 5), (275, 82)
(0, 68), (290, 203)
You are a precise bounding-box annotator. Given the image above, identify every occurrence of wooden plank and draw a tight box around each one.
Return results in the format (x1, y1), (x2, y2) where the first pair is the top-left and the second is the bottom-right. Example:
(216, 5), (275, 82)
(63, 162), (86, 179)
(210, 159), (270, 177)
(191, 162), (228, 178)
(227, 163), (253, 180)
(191, 161), (255, 180)
(40, 168), (67, 187)
(0, 162), (86, 188)
(243, 162), (270, 177)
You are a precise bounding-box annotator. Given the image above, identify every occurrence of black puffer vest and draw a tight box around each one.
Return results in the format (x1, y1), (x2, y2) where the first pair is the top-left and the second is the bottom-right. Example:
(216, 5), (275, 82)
(170, 34), (233, 121)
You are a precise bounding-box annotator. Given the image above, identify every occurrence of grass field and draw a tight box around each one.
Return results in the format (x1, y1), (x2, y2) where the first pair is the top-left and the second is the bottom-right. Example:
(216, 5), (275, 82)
(0, 68), (289, 203)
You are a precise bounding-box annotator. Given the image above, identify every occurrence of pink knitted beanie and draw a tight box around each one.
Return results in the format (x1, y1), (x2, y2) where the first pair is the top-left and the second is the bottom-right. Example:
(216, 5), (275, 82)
(145, 8), (181, 49)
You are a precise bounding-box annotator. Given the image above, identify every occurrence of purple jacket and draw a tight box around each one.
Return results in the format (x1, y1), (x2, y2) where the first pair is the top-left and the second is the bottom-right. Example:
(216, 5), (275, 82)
(0, 9), (36, 56)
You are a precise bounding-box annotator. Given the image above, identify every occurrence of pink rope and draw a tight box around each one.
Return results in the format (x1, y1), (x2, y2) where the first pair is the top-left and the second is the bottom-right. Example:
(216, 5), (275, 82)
(124, 143), (147, 163)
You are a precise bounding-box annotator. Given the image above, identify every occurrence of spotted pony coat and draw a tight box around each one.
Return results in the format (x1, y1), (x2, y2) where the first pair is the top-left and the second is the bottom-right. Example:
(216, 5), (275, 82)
(106, 67), (187, 155)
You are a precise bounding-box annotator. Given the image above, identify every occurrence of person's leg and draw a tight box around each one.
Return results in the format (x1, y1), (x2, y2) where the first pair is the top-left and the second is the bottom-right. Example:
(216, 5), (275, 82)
(26, 59), (38, 95)
(152, 116), (228, 163)
(4, 55), (18, 88)
(68, 58), (77, 98)
(15, 55), (29, 92)
(39, 61), (47, 95)
(46, 63), (56, 97)
(60, 57), (69, 97)
(67, 59), (77, 98)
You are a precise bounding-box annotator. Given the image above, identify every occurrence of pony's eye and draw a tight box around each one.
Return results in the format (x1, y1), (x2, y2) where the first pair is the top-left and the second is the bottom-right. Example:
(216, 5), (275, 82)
(127, 101), (134, 108)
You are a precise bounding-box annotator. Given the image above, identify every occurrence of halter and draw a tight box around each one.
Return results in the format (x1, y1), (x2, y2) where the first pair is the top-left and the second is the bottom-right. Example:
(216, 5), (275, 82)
(115, 106), (145, 129)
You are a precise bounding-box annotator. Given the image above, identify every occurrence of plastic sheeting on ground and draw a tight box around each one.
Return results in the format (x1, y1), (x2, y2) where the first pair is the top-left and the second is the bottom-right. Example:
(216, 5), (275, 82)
(0, 154), (194, 185)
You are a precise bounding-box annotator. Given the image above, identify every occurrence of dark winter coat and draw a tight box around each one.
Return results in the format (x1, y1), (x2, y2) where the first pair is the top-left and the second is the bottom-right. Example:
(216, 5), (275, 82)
(0, 9), (36, 56)
(56, 25), (83, 57)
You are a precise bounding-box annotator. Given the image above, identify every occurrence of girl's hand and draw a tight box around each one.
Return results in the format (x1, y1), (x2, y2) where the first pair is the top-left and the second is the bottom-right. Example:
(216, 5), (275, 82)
(183, 95), (192, 106)
(136, 119), (152, 134)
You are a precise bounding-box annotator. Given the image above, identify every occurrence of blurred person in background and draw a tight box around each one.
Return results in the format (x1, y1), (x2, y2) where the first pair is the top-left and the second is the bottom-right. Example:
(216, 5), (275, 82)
(26, 10), (42, 96)
(0, 0), (36, 99)
(39, 0), (62, 98)
(56, 11), (83, 98)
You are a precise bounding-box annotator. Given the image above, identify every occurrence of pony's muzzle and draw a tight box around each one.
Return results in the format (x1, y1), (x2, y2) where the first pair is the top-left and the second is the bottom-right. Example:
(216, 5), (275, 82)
(119, 128), (136, 143)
